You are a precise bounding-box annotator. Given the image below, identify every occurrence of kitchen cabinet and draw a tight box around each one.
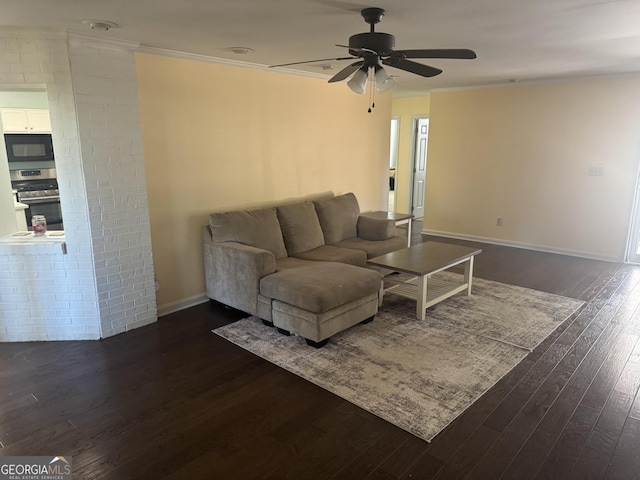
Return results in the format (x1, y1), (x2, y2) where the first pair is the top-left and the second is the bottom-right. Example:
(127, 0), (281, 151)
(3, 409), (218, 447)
(0, 108), (51, 133)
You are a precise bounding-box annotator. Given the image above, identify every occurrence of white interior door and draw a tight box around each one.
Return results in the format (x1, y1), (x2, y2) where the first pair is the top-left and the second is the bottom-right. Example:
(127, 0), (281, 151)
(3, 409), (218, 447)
(412, 117), (429, 219)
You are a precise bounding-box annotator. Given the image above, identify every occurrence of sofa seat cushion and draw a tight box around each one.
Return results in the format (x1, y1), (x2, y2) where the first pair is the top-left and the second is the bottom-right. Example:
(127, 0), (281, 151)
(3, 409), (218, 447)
(210, 207), (288, 259)
(260, 263), (381, 314)
(313, 193), (360, 244)
(292, 245), (367, 267)
(331, 236), (408, 259)
(276, 202), (325, 255)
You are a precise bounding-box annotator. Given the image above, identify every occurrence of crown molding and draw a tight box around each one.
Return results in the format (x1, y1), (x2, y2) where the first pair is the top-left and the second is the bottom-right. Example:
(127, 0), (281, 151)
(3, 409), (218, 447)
(136, 44), (330, 81)
(68, 32), (141, 52)
(0, 27), (142, 52)
(429, 71), (640, 94)
(0, 26), (330, 81)
(393, 71), (640, 99)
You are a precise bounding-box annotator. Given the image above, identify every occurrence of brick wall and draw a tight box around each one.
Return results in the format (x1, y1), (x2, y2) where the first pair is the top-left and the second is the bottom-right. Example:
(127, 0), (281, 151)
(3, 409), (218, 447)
(0, 31), (157, 341)
(69, 36), (157, 338)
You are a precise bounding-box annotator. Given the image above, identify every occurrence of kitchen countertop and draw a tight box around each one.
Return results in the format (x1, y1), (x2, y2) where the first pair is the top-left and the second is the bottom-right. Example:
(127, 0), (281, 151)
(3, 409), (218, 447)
(0, 230), (66, 243)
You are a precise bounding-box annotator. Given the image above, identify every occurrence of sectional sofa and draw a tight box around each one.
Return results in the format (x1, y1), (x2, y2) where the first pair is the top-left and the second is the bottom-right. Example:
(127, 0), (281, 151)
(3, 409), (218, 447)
(203, 193), (407, 347)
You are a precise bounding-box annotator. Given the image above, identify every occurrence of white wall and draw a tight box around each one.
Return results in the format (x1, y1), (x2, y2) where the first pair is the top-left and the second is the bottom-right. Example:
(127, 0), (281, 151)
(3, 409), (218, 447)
(424, 78), (640, 261)
(0, 31), (157, 341)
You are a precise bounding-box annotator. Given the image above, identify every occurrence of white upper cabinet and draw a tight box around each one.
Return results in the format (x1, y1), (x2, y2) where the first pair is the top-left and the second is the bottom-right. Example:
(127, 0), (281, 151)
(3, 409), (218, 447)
(0, 108), (52, 133)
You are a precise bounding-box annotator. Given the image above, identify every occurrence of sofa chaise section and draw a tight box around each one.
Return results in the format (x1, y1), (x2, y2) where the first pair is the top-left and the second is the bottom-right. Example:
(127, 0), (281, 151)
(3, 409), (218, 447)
(260, 261), (380, 347)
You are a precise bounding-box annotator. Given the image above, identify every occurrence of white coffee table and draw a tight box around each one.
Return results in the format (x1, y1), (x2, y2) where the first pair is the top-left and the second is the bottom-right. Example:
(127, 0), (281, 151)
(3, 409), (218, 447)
(367, 241), (482, 320)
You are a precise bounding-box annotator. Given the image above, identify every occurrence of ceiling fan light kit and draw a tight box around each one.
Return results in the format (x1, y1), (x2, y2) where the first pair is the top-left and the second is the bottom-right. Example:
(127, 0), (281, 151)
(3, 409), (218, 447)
(374, 65), (395, 93)
(347, 65), (395, 95)
(347, 67), (368, 94)
(269, 7), (476, 95)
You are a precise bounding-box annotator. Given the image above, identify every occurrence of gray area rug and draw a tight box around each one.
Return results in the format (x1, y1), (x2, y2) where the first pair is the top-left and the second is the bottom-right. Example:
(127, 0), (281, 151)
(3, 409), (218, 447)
(214, 272), (584, 442)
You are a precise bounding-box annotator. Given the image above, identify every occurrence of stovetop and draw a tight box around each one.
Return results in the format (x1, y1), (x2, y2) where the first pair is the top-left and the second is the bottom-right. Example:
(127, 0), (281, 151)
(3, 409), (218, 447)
(12, 180), (58, 190)
(10, 167), (59, 193)
(17, 187), (59, 198)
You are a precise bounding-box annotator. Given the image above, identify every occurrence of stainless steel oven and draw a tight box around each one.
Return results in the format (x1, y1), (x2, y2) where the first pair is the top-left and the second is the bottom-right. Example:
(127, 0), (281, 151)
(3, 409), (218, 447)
(10, 168), (63, 231)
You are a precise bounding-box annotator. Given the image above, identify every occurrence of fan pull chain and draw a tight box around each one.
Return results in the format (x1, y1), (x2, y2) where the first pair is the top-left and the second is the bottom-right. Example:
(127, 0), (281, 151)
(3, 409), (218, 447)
(368, 68), (375, 113)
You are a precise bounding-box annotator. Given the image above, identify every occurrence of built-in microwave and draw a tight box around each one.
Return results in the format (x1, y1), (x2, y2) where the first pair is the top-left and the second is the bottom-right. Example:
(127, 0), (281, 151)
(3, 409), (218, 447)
(4, 133), (54, 163)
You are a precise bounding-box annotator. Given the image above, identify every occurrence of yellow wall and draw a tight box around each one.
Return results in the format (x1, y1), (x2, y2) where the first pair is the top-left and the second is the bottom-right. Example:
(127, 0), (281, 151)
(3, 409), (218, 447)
(425, 77), (640, 260)
(391, 96), (430, 214)
(135, 53), (391, 308)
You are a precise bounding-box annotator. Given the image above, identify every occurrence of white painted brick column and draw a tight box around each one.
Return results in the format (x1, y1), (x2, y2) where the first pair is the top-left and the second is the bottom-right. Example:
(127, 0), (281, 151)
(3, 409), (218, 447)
(68, 36), (156, 337)
(0, 31), (157, 341)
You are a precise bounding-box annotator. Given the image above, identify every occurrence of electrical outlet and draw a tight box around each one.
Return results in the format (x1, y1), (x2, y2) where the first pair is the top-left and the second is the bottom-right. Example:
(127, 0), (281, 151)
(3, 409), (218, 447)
(588, 166), (604, 176)
(496, 217), (503, 227)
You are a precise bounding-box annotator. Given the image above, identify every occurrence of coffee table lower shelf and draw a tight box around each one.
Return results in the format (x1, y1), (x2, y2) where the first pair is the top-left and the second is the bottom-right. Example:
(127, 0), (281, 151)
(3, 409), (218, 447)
(385, 276), (469, 311)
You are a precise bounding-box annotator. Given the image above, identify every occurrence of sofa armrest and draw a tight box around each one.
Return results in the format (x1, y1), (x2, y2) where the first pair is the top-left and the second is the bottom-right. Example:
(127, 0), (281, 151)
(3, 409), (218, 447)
(356, 215), (395, 241)
(203, 241), (276, 316)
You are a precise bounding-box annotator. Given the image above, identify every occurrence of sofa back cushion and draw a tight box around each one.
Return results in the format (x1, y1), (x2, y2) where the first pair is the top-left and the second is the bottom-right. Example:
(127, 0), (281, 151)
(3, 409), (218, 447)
(276, 202), (325, 255)
(313, 193), (360, 244)
(209, 207), (288, 259)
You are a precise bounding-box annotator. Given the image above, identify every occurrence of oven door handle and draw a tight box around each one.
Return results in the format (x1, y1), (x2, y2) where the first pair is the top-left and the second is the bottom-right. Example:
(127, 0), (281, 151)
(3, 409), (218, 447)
(21, 195), (60, 204)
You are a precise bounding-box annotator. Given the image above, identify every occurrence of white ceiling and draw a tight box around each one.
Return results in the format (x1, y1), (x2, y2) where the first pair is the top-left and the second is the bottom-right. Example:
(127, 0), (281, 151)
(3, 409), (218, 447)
(2, 0), (640, 96)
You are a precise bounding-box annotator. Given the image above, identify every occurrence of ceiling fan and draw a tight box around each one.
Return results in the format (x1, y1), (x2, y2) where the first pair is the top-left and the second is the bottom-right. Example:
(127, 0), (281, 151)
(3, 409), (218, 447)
(269, 7), (477, 94)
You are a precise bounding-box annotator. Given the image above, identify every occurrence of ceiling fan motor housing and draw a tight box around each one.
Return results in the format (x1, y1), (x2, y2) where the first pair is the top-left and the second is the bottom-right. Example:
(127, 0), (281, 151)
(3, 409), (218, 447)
(348, 32), (395, 58)
(268, 5), (475, 86)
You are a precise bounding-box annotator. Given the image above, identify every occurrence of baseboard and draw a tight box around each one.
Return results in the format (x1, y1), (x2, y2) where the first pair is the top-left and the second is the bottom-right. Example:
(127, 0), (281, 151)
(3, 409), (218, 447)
(157, 233), (619, 318)
(157, 293), (209, 318)
(421, 229), (621, 263)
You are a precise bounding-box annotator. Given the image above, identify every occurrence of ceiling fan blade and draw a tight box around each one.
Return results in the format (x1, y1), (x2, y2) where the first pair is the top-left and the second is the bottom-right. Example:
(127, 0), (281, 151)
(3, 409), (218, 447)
(393, 49), (477, 60)
(269, 56), (357, 68)
(382, 58), (442, 77)
(328, 61), (365, 83)
(336, 44), (377, 56)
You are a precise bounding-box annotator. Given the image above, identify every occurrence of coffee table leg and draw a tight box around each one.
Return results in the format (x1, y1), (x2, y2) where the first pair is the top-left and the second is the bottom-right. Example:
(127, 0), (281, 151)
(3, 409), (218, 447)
(417, 275), (427, 320)
(463, 256), (475, 295)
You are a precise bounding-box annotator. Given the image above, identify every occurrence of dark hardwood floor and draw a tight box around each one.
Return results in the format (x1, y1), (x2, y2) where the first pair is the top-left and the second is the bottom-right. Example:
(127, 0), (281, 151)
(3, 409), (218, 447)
(2, 224), (640, 479)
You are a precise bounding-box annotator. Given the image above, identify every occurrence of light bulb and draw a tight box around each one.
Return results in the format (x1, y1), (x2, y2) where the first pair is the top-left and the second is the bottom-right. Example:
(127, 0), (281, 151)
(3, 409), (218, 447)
(375, 66), (395, 93)
(347, 67), (369, 94)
